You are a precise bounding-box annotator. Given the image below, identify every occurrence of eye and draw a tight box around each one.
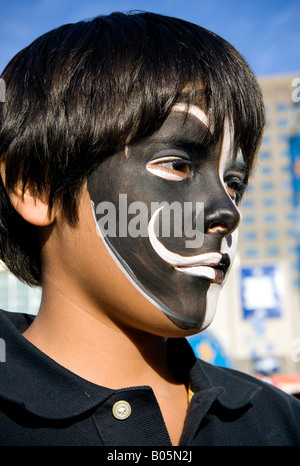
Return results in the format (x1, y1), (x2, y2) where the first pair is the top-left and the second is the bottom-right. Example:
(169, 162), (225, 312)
(224, 176), (246, 204)
(146, 156), (192, 181)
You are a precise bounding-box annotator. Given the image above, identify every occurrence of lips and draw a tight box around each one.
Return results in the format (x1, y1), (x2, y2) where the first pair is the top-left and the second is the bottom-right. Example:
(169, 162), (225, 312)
(175, 253), (231, 284)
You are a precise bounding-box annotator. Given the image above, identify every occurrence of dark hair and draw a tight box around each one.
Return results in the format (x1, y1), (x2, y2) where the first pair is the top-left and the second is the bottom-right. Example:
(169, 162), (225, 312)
(0, 11), (265, 286)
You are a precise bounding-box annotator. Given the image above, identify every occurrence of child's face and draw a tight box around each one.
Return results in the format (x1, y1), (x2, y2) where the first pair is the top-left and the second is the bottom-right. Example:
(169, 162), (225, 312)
(88, 102), (246, 331)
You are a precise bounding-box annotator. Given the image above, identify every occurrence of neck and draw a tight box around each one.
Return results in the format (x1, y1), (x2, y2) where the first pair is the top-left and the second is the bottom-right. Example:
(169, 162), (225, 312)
(23, 284), (177, 389)
(23, 273), (190, 446)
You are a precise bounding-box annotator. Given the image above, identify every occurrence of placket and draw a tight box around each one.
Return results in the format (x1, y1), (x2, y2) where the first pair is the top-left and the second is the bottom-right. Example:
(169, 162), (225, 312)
(92, 386), (172, 446)
(180, 387), (223, 445)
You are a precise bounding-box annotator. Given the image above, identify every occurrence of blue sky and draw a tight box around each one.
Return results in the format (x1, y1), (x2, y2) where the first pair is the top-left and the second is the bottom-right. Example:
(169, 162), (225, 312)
(0, 0), (299, 77)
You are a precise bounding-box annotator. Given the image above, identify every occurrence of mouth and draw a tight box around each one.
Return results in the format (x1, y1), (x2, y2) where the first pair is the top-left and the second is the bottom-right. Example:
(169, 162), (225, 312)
(175, 253), (231, 284)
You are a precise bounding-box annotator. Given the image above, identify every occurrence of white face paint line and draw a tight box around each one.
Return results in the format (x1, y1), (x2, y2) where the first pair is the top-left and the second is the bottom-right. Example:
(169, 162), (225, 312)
(176, 265), (215, 279)
(218, 118), (242, 223)
(220, 228), (239, 287)
(202, 283), (221, 329)
(218, 119), (233, 175)
(146, 156), (187, 181)
(172, 102), (209, 128)
(200, 226), (239, 331)
(201, 225), (239, 329)
(221, 227), (239, 257)
(218, 118), (242, 271)
(148, 206), (222, 268)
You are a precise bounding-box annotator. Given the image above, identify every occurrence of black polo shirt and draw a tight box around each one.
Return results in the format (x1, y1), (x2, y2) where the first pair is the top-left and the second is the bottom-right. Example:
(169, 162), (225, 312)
(0, 309), (300, 446)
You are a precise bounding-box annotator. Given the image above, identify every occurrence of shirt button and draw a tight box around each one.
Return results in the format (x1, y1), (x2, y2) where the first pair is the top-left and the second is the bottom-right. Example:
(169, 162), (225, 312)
(112, 400), (131, 420)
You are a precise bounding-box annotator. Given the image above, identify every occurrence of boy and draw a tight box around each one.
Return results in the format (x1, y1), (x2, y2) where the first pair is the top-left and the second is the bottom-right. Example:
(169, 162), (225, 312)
(0, 11), (299, 446)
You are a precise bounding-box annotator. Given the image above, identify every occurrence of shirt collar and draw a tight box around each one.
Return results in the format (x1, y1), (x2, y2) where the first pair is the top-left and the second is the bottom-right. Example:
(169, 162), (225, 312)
(0, 310), (114, 419)
(191, 358), (263, 409)
(0, 310), (262, 419)
(167, 337), (263, 410)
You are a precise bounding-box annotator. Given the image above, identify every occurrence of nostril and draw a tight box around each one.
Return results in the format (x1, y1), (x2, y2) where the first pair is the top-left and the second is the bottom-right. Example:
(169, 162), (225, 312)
(208, 222), (227, 233)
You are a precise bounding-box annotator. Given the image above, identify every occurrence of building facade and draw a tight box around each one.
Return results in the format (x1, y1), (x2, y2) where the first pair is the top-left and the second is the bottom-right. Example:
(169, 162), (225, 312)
(203, 73), (300, 379)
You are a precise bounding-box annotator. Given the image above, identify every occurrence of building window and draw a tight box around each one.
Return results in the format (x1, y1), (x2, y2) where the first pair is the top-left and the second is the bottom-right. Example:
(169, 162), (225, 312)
(243, 231), (257, 241)
(260, 151), (271, 160)
(265, 230), (279, 239)
(292, 279), (299, 288)
(287, 229), (297, 237)
(284, 197), (293, 206)
(277, 118), (287, 127)
(266, 246), (280, 256)
(244, 248), (258, 258)
(276, 103), (289, 111)
(263, 198), (276, 207)
(278, 134), (288, 142)
(0, 272), (41, 315)
(290, 261), (299, 271)
(261, 182), (275, 191)
(264, 214), (277, 223)
(280, 150), (289, 158)
(285, 212), (295, 222)
(241, 199), (255, 208)
(288, 245), (298, 254)
(243, 216), (256, 225)
(282, 180), (292, 190)
(261, 166), (273, 175)
(262, 135), (270, 144)
(281, 165), (291, 173)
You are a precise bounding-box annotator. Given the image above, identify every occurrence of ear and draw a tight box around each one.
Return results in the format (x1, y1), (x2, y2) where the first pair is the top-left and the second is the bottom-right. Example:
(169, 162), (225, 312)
(8, 188), (55, 226)
(0, 162), (55, 226)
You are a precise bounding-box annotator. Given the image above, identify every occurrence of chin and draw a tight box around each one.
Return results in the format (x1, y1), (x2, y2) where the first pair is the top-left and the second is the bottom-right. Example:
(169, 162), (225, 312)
(163, 281), (221, 335)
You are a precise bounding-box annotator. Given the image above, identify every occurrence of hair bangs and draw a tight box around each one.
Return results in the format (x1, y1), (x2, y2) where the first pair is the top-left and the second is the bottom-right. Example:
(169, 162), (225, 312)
(1, 12), (265, 219)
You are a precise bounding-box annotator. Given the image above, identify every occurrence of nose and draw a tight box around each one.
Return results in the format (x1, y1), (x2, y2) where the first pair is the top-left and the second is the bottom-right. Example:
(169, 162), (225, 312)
(204, 189), (241, 236)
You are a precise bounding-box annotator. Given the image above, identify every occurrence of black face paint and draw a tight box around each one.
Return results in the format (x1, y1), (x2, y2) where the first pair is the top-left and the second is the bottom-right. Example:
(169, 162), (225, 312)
(87, 104), (245, 330)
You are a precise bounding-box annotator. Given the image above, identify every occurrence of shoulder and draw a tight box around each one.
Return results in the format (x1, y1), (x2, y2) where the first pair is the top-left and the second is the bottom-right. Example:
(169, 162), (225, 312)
(189, 359), (300, 445)
(199, 359), (300, 424)
(0, 309), (35, 333)
(200, 358), (300, 404)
